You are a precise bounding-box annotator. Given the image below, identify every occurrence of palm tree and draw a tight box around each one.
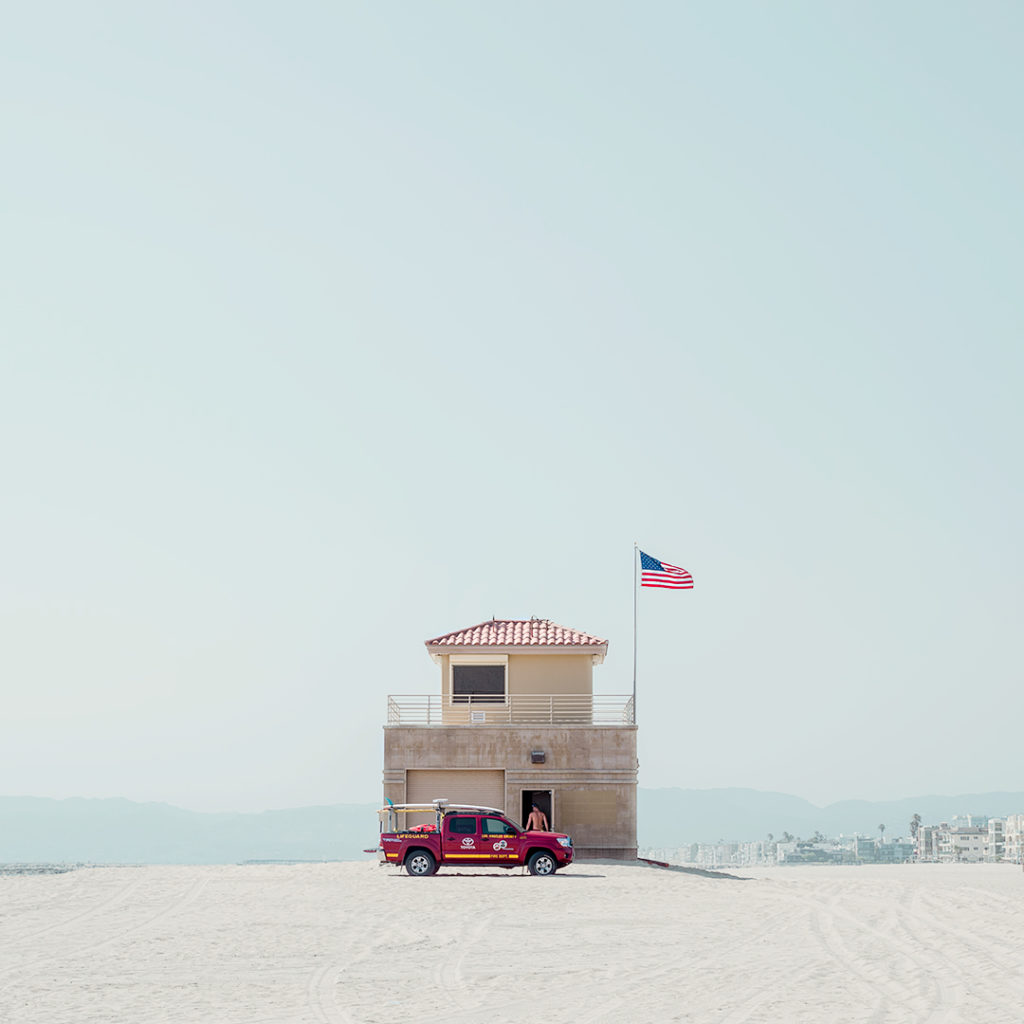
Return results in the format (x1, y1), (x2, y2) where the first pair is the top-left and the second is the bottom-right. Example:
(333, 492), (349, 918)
(781, 831), (794, 843)
(878, 823), (886, 841)
(910, 813), (922, 839)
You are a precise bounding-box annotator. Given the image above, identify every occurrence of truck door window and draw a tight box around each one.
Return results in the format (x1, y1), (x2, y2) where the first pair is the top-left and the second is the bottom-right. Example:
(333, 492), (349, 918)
(448, 816), (477, 835)
(482, 817), (517, 836)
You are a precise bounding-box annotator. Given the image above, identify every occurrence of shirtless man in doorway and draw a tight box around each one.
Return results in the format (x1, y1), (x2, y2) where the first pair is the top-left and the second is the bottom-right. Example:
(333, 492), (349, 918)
(525, 804), (549, 831)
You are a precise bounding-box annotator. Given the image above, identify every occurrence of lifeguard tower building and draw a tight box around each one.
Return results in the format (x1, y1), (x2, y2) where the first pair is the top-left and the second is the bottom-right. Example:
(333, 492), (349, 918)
(382, 618), (638, 859)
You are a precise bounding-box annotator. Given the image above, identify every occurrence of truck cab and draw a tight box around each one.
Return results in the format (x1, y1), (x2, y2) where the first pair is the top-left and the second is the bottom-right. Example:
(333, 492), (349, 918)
(442, 811), (525, 865)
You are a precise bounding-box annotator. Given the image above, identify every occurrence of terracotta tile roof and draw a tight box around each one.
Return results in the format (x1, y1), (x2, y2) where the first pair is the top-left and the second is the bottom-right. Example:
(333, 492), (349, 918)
(425, 619), (607, 649)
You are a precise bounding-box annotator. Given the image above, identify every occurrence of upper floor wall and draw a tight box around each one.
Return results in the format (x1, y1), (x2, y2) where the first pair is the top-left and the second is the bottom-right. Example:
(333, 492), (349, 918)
(436, 652), (594, 700)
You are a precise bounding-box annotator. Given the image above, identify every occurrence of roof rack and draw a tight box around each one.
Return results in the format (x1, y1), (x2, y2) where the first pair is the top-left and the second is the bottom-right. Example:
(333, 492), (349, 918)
(377, 799), (505, 830)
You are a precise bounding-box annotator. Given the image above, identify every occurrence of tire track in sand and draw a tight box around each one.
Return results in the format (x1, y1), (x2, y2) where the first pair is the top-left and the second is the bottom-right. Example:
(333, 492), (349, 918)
(306, 908), (406, 1024)
(0, 871), (146, 951)
(431, 912), (494, 1013)
(579, 906), (797, 1024)
(906, 890), (1024, 997)
(803, 890), (956, 1023)
(884, 893), (1024, 1021)
(0, 874), (210, 991)
(308, 957), (351, 1024)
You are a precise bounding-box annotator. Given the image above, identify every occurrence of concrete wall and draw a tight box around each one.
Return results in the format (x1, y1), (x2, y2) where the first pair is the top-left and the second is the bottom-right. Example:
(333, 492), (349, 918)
(383, 724), (638, 859)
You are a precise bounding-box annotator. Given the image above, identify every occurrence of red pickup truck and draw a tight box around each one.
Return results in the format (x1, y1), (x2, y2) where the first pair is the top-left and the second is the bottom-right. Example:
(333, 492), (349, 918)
(377, 801), (574, 876)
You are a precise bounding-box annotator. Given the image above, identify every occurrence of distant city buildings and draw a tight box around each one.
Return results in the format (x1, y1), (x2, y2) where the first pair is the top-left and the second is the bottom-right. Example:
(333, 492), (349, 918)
(641, 809), (1024, 868)
(915, 817), (1014, 863)
(1005, 814), (1024, 864)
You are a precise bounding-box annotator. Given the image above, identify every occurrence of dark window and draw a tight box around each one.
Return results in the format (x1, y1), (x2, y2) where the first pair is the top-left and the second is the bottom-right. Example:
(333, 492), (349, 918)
(448, 816), (477, 835)
(482, 817), (517, 836)
(452, 664), (505, 703)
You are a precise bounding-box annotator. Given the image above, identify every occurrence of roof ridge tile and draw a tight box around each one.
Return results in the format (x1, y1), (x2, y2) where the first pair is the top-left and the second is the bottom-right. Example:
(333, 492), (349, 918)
(425, 618), (607, 648)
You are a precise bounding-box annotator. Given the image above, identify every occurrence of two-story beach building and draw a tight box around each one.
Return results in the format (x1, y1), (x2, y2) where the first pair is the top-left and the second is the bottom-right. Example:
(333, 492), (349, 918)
(382, 618), (638, 859)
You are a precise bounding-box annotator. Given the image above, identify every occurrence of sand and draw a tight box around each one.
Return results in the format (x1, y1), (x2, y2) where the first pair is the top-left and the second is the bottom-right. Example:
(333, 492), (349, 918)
(2, 861), (1023, 1023)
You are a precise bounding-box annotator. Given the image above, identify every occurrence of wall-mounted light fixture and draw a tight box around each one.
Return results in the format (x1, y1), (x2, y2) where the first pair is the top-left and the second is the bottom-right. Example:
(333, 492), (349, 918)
(531, 750), (546, 764)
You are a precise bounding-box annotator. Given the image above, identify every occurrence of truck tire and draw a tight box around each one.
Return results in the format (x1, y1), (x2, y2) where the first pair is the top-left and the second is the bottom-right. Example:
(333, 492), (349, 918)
(404, 849), (437, 877)
(527, 851), (557, 876)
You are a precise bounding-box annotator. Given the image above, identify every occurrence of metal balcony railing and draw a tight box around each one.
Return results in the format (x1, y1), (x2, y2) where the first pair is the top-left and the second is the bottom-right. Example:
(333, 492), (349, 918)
(386, 693), (635, 726)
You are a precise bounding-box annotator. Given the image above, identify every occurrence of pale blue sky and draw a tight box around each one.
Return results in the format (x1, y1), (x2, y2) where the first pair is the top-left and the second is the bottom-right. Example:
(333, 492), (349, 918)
(2, 3), (1021, 811)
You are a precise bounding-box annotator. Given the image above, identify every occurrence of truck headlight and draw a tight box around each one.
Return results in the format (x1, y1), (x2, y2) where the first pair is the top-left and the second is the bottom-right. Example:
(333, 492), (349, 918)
(557, 837), (572, 848)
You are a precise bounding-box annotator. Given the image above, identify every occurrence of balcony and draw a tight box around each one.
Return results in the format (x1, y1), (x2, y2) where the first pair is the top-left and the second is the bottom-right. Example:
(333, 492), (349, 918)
(387, 693), (636, 727)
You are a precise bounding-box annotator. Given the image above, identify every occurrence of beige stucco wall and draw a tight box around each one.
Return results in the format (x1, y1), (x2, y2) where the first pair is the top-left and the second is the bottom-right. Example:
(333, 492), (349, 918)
(508, 654), (592, 695)
(383, 724), (638, 858)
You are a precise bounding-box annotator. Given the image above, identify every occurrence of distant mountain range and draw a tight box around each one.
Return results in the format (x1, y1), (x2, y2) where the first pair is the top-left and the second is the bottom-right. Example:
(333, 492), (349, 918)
(3, 788), (1023, 863)
(0, 797), (378, 864)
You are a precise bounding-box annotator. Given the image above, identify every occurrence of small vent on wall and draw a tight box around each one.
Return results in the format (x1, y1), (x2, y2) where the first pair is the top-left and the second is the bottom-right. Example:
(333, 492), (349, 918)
(470, 711), (486, 723)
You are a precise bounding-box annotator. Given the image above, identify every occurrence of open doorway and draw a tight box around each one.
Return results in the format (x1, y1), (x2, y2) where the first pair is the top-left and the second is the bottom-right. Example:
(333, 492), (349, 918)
(521, 790), (553, 831)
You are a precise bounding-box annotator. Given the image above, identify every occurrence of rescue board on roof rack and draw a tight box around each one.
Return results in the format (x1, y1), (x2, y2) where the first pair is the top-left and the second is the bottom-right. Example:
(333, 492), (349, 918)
(376, 802), (504, 818)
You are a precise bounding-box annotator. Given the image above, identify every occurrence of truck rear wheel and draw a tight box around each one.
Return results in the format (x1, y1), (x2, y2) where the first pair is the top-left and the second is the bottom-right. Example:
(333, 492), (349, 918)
(527, 851), (557, 876)
(405, 850), (437, 877)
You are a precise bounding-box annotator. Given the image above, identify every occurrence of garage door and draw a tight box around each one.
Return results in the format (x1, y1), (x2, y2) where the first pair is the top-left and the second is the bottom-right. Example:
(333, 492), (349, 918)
(406, 769), (505, 813)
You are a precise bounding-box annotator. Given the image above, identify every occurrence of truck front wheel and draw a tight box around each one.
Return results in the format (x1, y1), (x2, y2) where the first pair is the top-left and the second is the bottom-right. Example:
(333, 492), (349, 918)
(405, 850), (437, 877)
(527, 851), (557, 876)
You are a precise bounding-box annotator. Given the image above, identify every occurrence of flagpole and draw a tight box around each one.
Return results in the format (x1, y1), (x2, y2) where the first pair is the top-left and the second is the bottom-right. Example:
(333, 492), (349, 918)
(632, 542), (638, 724)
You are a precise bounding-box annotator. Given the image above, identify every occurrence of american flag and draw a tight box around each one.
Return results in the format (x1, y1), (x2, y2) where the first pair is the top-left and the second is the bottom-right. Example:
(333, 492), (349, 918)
(640, 550), (693, 589)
